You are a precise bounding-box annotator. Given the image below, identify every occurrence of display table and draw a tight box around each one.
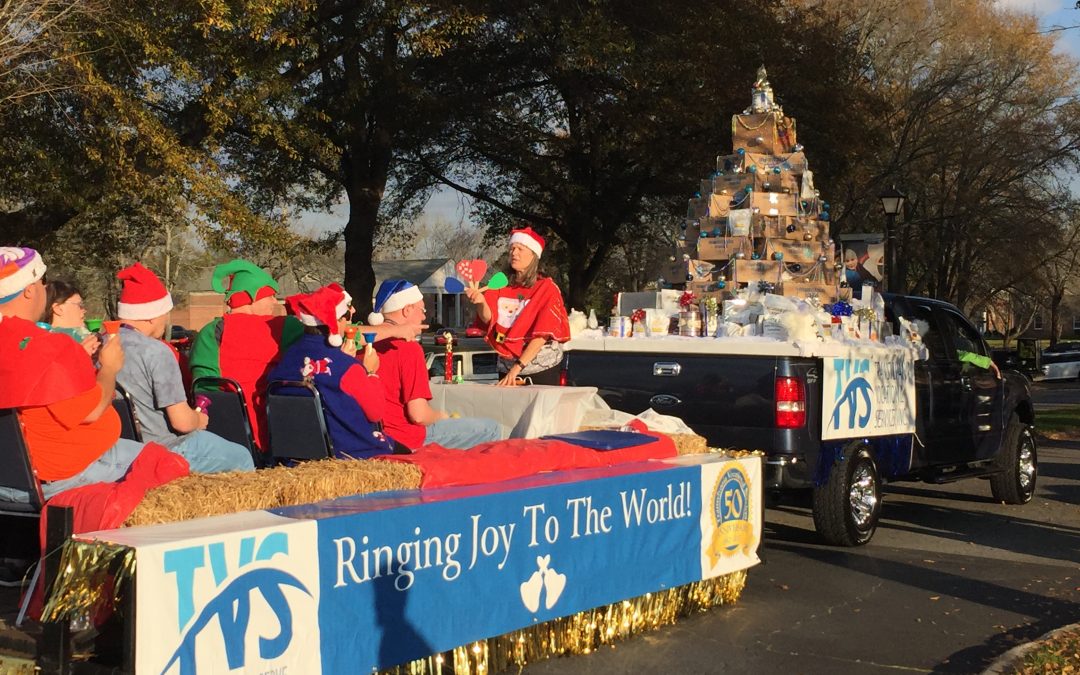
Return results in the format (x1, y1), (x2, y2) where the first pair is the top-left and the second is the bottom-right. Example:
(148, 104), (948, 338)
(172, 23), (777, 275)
(430, 382), (610, 439)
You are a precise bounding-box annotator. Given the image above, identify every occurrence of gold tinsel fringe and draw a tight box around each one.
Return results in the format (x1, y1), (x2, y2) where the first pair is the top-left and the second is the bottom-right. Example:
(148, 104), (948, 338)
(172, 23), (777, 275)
(43, 540), (747, 675)
(381, 571), (748, 675)
(40, 540), (135, 623)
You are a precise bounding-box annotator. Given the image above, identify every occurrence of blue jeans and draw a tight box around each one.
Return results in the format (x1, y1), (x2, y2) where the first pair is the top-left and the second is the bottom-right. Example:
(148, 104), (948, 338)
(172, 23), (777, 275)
(167, 430), (255, 474)
(424, 418), (503, 449)
(2, 432), (253, 504)
(41, 438), (148, 499)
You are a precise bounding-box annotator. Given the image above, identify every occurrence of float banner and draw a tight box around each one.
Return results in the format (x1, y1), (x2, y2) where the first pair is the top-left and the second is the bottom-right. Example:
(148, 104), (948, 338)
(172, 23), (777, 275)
(821, 347), (916, 441)
(113, 455), (761, 674)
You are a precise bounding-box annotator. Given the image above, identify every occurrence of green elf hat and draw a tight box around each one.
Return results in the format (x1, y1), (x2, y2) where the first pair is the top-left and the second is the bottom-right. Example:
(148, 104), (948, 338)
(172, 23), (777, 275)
(211, 259), (280, 309)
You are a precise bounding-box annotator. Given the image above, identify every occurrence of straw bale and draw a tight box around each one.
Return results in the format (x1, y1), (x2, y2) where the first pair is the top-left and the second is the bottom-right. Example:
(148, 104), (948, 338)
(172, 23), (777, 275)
(125, 459), (421, 528)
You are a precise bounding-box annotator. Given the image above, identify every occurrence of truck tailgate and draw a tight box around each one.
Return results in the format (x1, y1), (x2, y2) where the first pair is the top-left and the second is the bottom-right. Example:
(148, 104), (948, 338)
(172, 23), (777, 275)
(565, 350), (818, 449)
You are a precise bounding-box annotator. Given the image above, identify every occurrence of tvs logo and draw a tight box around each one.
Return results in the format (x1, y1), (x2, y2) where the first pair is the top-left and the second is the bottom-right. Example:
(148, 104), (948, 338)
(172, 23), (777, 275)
(160, 532), (312, 675)
(705, 466), (753, 566)
(829, 357), (873, 431)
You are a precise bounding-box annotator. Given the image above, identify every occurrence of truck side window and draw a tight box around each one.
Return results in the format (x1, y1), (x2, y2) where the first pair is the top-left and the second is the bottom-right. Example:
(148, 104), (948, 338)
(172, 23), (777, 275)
(472, 353), (498, 375)
(940, 311), (986, 357)
(907, 304), (949, 361)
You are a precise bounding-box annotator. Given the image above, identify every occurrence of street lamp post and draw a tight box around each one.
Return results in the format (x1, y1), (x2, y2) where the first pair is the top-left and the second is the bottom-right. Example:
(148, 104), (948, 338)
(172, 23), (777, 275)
(878, 186), (906, 294)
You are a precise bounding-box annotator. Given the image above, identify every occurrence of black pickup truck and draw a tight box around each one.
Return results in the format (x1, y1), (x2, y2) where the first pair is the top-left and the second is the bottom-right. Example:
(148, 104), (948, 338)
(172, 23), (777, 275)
(564, 295), (1036, 546)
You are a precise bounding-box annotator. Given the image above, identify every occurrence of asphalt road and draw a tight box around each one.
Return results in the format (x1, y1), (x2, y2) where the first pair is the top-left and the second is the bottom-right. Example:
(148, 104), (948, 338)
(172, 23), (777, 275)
(525, 444), (1080, 674)
(1030, 380), (1080, 407)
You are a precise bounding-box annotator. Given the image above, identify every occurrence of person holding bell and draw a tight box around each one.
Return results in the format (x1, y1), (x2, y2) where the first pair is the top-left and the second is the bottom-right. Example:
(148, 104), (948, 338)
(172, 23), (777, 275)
(464, 227), (570, 386)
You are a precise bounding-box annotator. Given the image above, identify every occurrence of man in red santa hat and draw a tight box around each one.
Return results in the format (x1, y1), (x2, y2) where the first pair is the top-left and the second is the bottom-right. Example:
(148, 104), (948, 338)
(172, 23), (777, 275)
(114, 262), (254, 473)
(0, 248), (183, 500)
(269, 283), (396, 458)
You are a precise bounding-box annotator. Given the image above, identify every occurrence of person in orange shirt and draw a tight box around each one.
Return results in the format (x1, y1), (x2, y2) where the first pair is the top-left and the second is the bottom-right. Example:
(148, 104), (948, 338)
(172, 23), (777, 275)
(0, 248), (240, 502)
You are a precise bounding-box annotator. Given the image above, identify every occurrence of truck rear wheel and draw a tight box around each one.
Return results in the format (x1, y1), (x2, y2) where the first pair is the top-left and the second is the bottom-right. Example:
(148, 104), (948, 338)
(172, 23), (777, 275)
(812, 444), (881, 546)
(990, 414), (1037, 504)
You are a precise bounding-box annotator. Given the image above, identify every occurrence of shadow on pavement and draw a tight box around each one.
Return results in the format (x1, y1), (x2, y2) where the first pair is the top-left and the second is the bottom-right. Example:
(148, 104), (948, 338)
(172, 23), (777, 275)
(880, 501), (1080, 565)
(764, 540), (1080, 673)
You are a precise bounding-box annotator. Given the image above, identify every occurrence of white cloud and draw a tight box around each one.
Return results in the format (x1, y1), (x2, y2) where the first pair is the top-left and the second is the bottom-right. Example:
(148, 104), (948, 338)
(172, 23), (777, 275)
(994, 0), (1062, 16)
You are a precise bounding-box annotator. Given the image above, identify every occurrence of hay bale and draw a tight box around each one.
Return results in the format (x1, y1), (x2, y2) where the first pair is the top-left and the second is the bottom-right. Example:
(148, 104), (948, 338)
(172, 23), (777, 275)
(125, 459), (422, 528)
(667, 432), (708, 455)
(579, 426), (710, 455)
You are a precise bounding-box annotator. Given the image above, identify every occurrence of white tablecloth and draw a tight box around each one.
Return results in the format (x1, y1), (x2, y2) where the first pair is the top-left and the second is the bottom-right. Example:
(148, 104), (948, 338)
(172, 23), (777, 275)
(429, 383), (610, 439)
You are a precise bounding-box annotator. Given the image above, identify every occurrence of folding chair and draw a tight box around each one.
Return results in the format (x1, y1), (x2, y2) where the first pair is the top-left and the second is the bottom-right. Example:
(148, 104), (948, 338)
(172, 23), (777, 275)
(192, 376), (259, 465)
(0, 409), (46, 626)
(112, 383), (143, 442)
(266, 380), (334, 462)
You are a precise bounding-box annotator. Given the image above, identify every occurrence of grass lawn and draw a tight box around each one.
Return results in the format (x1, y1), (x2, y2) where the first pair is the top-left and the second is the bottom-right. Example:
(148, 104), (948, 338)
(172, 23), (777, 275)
(1036, 405), (1080, 436)
(1010, 626), (1080, 674)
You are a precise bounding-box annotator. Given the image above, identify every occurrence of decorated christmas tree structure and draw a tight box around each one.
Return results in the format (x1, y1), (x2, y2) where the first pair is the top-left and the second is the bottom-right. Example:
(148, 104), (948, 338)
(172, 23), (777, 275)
(659, 66), (838, 306)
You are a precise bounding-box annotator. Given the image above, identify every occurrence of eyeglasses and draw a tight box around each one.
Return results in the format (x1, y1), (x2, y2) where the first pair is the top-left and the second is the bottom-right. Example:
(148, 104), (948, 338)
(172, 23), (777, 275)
(64, 300), (86, 310)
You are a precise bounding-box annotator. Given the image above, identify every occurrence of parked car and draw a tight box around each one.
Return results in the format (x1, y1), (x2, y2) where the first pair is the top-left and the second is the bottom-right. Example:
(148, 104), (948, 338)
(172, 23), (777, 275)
(1042, 341), (1080, 354)
(425, 347), (500, 382)
(169, 325), (195, 355)
(432, 327), (485, 346)
(1037, 351), (1080, 381)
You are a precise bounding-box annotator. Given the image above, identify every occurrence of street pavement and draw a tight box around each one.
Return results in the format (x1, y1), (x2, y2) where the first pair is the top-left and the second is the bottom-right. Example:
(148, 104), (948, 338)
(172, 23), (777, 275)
(1030, 380), (1080, 407)
(524, 388), (1080, 674)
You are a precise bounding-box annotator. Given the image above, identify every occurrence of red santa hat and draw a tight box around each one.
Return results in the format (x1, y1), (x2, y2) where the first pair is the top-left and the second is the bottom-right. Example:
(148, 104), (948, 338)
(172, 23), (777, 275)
(116, 263), (174, 320)
(509, 227), (545, 259)
(0, 247), (47, 304)
(284, 283), (352, 347)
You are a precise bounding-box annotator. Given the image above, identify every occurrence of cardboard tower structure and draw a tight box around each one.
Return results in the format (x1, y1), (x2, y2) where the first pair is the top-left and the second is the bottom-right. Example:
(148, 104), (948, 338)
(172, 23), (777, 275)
(662, 67), (838, 305)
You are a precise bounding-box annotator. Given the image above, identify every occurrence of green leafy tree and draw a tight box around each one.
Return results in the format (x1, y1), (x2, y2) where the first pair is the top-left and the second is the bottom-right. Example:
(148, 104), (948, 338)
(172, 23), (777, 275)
(74, 0), (489, 311)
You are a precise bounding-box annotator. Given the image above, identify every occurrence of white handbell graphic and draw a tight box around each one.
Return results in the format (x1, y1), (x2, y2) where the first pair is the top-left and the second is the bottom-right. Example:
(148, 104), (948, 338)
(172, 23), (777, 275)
(519, 565), (544, 613)
(541, 559), (566, 610)
(520, 554), (569, 613)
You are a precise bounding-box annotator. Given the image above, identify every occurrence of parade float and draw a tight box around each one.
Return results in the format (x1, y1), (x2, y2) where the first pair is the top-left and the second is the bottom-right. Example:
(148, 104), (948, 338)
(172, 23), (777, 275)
(42, 440), (762, 674)
(36, 68), (912, 673)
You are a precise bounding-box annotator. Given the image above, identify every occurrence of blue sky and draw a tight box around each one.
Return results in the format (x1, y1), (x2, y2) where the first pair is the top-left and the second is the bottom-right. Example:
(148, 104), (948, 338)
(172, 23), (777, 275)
(1003, 0), (1080, 57)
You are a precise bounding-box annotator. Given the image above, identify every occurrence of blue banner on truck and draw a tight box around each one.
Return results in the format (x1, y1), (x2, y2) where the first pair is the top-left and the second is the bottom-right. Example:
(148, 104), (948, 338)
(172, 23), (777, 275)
(85, 455), (761, 674)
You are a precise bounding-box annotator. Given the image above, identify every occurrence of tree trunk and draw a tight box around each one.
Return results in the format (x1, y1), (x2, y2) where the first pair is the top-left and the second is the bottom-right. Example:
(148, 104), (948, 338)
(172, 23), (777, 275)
(564, 237), (610, 311)
(343, 175), (383, 317)
(1049, 290), (1064, 347)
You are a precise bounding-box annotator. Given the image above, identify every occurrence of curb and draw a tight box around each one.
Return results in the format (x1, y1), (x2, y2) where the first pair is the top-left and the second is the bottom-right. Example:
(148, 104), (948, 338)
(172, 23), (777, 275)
(981, 622), (1080, 675)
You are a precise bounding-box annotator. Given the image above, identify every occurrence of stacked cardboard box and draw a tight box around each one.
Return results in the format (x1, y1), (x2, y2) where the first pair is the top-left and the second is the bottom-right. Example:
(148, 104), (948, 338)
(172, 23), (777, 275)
(658, 67), (837, 302)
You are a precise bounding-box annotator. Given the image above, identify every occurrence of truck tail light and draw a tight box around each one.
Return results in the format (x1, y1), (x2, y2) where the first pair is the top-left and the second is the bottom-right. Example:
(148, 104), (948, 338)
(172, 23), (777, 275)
(775, 376), (806, 428)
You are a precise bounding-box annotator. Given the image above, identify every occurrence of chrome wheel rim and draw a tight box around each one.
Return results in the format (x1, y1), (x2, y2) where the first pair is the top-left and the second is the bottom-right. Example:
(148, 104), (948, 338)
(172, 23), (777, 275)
(1018, 434), (1036, 492)
(849, 462), (878, 528)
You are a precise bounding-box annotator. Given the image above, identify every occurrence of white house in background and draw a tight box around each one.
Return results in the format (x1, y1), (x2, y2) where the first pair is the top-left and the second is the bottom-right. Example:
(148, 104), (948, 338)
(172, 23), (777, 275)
(373, 258), (471, 329)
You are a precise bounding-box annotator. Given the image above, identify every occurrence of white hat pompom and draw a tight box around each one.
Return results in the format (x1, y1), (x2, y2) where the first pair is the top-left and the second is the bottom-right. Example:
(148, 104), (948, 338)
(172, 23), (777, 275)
(367, 312), (384, 326)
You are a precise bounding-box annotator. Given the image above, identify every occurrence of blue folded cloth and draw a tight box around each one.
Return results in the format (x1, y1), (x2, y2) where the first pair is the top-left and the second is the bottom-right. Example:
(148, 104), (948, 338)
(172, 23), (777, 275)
(540, 430), (652, 451)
